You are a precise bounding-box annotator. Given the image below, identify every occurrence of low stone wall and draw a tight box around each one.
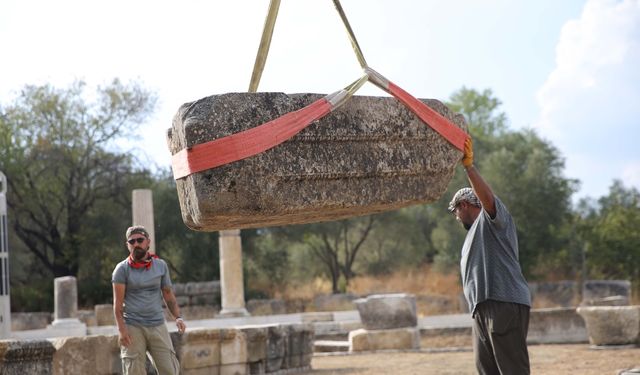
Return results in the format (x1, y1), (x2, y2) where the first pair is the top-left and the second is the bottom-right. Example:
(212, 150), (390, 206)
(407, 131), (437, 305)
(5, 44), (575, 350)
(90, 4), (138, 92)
(527, 307), (588, 344)
(0, 323), (314, 374)
(173, 280), (221, 307)
(10, 312), (52, 331)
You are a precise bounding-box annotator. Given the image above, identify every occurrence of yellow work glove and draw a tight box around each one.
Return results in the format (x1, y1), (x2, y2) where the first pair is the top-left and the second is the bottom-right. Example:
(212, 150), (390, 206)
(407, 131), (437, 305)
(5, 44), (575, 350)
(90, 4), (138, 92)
(462, 137), (473, 167)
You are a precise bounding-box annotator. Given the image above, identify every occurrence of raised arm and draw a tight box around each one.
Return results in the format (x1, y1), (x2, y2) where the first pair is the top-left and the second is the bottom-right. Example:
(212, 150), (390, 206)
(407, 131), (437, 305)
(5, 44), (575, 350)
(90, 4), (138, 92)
(462, 137), (496, 218)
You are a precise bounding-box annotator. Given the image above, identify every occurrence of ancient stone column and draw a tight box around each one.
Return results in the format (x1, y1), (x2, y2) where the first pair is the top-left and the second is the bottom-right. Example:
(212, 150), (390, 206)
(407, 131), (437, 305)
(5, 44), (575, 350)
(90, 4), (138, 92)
(0, 171), (11, 339)
(47, 276), (86, 337)
(218, 230), (249, 317)
(132, 189), (156, 254)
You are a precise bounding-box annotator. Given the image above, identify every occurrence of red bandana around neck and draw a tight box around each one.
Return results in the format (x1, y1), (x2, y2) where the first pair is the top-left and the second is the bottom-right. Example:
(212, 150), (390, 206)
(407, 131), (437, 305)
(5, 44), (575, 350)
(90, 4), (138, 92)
(128, 253), (159, 270)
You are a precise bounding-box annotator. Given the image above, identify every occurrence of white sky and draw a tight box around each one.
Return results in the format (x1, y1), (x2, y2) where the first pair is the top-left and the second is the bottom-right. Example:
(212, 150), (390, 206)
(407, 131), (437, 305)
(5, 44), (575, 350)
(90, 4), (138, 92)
(1, 0), (638, 202)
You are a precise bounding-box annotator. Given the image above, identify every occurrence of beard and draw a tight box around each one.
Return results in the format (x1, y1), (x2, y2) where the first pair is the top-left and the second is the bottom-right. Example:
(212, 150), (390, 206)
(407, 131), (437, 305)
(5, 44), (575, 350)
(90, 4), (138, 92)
(463, 222), (472, 231)
(132, 246), (149, 261)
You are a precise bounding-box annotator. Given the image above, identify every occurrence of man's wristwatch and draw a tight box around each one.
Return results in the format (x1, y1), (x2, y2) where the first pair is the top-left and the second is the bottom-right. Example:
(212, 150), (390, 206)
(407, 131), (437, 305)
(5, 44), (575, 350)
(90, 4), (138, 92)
(176, 317), (183, 322)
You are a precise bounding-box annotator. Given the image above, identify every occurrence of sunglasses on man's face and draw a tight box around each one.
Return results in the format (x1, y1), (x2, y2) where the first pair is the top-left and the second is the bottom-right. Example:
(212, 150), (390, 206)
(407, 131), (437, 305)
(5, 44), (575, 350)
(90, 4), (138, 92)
(127, 237), (146, 245)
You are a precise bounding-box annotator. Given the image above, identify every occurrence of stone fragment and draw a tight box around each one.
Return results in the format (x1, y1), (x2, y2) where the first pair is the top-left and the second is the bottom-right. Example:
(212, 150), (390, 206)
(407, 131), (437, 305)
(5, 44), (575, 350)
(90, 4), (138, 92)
(0, 340), (55, 375)
(167, 93), (466, 231)
(50, 335), (119, 375)
(354, 293), (417, 330)
(577, 305), (640, 346)
(95, 304), (115, 326)
(349, 327), (420, 352)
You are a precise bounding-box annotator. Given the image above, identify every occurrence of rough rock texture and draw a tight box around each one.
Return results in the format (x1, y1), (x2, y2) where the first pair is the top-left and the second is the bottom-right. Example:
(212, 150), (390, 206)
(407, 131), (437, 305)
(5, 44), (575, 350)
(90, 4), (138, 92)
(349, 327), (420, 352)
(0, 340), (55, 375)
(354, 293), (417, 330)
(167, 92), (467, 231)
(576, 305), (640, 346)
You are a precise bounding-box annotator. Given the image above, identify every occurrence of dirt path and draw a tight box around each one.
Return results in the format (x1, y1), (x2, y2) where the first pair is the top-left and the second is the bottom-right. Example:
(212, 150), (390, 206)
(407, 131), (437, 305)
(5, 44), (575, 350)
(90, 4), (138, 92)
(310, 344), (639, 374)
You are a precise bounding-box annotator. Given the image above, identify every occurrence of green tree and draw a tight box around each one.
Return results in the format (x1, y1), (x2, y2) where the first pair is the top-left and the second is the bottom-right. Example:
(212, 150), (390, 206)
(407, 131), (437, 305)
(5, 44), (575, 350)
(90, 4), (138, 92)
(0, 80), (157, 279)
(578, 181), (640, 283)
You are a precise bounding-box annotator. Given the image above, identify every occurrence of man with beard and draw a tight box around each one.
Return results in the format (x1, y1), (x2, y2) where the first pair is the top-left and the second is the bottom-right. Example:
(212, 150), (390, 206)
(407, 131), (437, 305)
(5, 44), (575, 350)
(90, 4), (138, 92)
(112, 225), (186, 375)
(448, 137), (531, 375)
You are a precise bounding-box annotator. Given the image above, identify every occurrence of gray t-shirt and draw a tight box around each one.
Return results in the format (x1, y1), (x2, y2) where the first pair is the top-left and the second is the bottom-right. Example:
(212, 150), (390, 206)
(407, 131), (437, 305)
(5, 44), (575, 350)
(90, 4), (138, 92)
(112, 258), (172, 327)
(460, 196), (531, 314)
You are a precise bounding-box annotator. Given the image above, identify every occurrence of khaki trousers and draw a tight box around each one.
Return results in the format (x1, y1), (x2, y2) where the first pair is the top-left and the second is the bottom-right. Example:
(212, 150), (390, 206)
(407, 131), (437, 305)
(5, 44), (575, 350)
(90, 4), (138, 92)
(120, 323), (180, 375)
(472, 300), (530, 375)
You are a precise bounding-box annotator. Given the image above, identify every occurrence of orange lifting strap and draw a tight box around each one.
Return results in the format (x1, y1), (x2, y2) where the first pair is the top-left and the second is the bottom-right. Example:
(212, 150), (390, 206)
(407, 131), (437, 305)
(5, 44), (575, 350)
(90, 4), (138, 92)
(171, 0), (468, 180)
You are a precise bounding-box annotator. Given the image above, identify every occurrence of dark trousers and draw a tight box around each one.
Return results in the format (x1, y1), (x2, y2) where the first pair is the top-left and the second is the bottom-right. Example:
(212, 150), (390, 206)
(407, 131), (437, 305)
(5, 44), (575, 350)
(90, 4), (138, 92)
(472, 300), (530, 375)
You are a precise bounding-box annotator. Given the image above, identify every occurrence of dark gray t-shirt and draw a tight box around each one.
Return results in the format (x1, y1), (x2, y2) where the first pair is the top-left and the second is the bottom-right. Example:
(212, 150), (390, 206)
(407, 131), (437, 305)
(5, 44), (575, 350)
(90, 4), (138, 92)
(460, 197), (531, 314)
(112, 258), (172, 327)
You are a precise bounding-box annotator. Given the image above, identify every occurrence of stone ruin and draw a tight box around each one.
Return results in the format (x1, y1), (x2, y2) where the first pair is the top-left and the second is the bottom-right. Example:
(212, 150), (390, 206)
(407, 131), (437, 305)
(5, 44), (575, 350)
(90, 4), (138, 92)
(349, 293), (420, 352)
(0, 323), (315, 375)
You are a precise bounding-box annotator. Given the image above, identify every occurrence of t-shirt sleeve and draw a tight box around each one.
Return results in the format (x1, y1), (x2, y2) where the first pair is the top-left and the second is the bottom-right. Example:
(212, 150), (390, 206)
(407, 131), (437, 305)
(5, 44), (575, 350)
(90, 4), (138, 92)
(484, 196), (509, 230)
(112, 262), (126, 284)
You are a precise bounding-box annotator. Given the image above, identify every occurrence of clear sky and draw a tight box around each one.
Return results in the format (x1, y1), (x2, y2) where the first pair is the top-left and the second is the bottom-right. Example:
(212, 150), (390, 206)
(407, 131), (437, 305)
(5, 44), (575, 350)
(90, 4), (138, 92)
(1, 0), (638, 202)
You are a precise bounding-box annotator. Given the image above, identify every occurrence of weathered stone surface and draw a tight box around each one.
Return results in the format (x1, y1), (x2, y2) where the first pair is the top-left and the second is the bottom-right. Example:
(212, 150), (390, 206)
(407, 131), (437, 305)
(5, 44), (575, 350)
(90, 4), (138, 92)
(354, 293), (417, 330)
(583, 295), (630, 307)
(175, 328), (223, 370)
(265, 325), (287, 373)
(582, 280), (631, 303)
(95, 304), (115, 326)
(53, 276), (78, 320)
(527, 307), (587, 344)
(282, 324), (314, 369)
(0, 339), (55, 375)
(349, 327), (420, 352)
(50, 335), (120, 375)
(577, 305), (640, 346)
(167, 93), (466, 231)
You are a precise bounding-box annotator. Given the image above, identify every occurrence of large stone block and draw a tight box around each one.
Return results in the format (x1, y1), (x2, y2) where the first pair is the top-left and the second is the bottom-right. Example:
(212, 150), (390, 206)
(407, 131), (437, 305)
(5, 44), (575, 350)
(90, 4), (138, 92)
(265, 325), (287, 373)
(176, 328), (223, 370)
(577, 305), (640, 346)
(50, 335), (120, 375)
(167, 93), (466, 231)
(220, 329), (248, 365)
(349, 327), (420, 352)
(0, 339), (55, 375)
(527, 307), (587, 344)
(354, 293), (417, 330)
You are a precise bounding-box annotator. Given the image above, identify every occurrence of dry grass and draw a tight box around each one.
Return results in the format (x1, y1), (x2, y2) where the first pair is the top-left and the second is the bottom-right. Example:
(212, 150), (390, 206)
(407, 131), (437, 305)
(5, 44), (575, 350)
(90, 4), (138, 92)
(266, 265), (463, 315)
(347, 265), (461, 297)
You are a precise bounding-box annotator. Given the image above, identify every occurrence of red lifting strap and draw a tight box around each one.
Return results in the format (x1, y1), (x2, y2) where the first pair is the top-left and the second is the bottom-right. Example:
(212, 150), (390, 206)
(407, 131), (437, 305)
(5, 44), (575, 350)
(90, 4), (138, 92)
(387, 82), (467, 152)
(172, 97), (332, 179)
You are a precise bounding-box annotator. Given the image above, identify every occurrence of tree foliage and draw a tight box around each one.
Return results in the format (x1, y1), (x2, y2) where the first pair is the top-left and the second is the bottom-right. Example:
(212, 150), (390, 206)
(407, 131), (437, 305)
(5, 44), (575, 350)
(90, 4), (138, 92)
(578, 181), (640, 282)
(0, 80), (157, 278)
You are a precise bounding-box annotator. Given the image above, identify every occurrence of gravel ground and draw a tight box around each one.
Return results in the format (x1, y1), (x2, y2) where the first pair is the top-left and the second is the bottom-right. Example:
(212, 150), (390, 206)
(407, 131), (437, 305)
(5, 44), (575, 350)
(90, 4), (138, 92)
(310, 344), (640, 375)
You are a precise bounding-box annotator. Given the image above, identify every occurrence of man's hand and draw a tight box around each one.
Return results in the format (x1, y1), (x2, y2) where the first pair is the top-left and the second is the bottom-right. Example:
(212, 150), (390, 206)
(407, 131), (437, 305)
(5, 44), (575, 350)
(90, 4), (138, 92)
(462, 136), (474, 167)
(119, 329), (132, 347)
(176, 318), (186, 334)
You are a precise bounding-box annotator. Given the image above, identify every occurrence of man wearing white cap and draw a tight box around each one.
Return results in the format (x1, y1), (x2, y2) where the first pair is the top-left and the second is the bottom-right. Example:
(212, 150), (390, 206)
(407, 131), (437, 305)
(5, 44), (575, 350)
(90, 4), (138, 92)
(449, 137), (531, 375)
